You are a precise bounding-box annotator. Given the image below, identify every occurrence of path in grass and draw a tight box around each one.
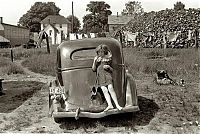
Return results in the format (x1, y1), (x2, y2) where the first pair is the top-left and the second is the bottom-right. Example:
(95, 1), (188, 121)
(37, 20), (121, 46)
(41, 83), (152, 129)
(0, 60), (60, 133)
(3, 60), (55, 83)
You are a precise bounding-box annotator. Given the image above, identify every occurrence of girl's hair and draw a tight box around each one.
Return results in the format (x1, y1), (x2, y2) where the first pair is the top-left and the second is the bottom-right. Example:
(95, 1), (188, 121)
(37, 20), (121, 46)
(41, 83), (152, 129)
(96, 44), (110, 55)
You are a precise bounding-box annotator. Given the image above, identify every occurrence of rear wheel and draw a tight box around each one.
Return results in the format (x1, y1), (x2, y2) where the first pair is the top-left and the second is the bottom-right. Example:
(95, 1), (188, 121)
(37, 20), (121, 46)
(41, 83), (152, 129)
(54, 117), (63, 123)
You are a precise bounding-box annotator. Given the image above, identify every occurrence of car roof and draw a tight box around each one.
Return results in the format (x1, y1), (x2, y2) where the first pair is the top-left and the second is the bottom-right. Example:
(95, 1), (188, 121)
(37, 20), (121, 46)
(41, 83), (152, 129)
(58, 37), (122, 55)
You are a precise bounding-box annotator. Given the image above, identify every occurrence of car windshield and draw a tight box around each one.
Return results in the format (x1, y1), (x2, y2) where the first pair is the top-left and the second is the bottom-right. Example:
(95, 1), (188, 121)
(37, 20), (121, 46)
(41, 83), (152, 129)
(71, 48), (96, 60)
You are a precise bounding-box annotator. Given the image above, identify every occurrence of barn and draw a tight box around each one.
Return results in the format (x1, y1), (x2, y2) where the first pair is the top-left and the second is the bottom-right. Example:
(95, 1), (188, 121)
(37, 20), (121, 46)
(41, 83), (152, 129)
(0, 17), (30, 47)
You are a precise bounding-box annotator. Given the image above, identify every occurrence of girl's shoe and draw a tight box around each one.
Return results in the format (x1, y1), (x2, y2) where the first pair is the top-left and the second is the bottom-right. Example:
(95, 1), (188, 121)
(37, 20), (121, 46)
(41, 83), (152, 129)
(117, 106), (123, 111)
(104, 106), (114, 112)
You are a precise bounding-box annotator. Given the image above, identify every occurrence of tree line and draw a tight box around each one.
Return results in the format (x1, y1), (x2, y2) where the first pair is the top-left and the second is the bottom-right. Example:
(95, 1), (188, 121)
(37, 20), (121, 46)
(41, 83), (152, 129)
(18, 1), (187, 33)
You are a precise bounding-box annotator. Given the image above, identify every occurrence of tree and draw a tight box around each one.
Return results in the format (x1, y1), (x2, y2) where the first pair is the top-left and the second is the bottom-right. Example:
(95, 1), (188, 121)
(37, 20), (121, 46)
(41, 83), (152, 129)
(66, 15), (81, 33)
(174, 1), (185, 11)
(121, 1), (144, 16)
(18, 2), (60, 32)
(82, 1), (112, 33)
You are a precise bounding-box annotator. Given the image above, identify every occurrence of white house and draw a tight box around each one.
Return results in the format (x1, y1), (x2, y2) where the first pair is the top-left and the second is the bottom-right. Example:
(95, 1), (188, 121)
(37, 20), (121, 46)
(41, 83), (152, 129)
(40, 15), (71, 44)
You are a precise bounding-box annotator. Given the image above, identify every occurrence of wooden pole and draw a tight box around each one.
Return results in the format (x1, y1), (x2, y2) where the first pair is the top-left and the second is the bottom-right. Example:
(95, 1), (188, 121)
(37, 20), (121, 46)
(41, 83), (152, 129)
(0, 79), (4, 95)
(46, 35), (50, 54)
(10, 48), (14, 62)
(194, 29), (199, 49)
(71, 1), (74, 33)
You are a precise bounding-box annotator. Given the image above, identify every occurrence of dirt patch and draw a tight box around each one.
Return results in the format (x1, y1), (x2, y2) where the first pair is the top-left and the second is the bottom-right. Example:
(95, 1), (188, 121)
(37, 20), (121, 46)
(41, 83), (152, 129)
(0, 81), (44, 113)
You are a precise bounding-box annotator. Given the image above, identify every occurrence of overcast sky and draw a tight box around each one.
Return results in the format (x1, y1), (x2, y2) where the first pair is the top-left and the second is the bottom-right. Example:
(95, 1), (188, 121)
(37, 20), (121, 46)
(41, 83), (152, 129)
(0, 0), (199, 25)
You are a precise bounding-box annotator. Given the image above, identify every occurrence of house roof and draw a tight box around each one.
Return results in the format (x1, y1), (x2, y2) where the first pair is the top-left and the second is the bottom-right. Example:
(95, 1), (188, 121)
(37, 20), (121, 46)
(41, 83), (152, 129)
(41, 15), (70, 24)
(1, 23), (29, 29)
(44, 24), (59, 33)
(108, 15), (134, 25)
(0, 35), (10, 42)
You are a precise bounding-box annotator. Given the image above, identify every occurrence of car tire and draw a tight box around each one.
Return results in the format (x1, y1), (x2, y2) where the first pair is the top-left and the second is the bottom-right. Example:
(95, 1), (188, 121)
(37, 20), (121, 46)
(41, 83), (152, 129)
(54, 117), (62, 123)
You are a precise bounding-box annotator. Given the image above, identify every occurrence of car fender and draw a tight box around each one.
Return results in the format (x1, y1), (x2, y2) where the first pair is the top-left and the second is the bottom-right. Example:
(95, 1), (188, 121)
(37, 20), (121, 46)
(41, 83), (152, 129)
(125, 71), (138, 107)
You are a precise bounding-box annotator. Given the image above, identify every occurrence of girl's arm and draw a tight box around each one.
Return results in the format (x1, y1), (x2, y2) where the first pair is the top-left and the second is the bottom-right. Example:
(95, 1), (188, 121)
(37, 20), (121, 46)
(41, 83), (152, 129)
(108, 65), (113, 72)
(92, 56), (101, 72)
(103, 65), (113, 72)
(92, 57), (97, 72)
(103, 57), (113, 72)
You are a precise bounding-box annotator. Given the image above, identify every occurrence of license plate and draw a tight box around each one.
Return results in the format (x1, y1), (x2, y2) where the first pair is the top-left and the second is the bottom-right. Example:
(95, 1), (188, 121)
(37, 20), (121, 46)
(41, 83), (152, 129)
(49, 87), (64, 95)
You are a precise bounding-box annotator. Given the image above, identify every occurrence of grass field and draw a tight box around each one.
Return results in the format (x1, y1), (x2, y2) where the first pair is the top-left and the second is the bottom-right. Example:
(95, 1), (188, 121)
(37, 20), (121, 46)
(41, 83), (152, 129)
(124, 48), (199, 127)
(0, 46), (57, 76)
(1, 46), (198, 80)
(21, 46), (57, 76)
(123, 48), (199, 82)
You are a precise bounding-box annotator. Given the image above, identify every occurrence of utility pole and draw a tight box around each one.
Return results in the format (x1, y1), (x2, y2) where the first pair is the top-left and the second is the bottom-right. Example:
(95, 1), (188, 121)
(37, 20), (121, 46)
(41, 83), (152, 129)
(194, 28), (199, 49)
(71, 1), (74, 33)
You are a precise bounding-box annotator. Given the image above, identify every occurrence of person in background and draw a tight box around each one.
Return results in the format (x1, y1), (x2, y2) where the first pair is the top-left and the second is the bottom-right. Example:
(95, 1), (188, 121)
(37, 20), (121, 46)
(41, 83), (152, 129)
(37, 29), (48, 48)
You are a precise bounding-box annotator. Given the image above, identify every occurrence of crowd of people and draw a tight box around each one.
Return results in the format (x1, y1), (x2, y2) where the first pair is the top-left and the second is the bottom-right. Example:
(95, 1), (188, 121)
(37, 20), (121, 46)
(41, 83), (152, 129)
(116, 8), (200, 48)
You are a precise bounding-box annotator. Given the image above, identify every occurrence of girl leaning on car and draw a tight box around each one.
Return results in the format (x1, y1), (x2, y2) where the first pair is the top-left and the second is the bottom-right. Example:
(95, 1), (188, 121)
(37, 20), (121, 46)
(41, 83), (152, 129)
(92, 44), (123, 112)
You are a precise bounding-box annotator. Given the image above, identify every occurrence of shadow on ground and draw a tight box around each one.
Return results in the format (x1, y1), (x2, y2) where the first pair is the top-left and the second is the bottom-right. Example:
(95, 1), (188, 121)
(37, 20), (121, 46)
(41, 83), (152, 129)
(59, 96), (159, 130)
(0, 81), (44, 113)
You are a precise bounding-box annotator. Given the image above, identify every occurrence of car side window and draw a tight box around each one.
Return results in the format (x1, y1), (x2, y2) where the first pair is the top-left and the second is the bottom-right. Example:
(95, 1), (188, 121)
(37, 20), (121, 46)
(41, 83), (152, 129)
(71, 48), (96, 60)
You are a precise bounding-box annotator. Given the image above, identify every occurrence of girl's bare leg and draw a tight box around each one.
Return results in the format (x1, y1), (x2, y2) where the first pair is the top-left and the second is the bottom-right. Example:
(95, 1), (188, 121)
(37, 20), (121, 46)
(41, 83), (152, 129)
(107, 84), (123, 110)
(101, 86), (114, 111)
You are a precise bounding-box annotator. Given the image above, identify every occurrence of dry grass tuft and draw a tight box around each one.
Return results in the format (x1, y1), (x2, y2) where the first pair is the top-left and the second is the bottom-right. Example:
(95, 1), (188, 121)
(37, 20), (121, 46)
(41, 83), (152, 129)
(0, 57), (25, 75)
(2, 63), (25, 75)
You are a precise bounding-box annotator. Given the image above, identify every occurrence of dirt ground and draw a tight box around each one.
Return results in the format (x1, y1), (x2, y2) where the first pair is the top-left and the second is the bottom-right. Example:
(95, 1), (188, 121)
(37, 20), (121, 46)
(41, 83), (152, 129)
(0, 60), (199, 133)
(0, 81), (44, 113)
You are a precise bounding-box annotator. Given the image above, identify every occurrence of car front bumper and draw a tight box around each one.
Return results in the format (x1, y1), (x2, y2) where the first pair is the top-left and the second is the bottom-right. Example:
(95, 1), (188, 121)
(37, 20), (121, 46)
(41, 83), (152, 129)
(52, 105), (139, 119)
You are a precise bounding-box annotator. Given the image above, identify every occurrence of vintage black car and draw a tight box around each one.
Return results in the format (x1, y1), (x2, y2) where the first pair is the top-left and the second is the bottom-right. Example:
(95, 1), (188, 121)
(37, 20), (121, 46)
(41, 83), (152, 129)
(49, 37), (139, 122)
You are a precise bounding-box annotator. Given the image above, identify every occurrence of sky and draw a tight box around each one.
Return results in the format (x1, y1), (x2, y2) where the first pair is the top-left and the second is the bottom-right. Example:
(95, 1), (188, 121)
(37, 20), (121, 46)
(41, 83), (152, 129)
(0, 0), (199, 26)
